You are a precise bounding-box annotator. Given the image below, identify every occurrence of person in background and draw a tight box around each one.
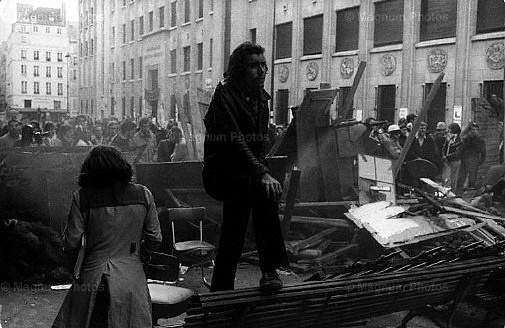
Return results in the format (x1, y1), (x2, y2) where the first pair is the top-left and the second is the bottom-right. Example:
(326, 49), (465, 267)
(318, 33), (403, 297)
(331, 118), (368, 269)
(110, 121), (136, 151)
(442, 123), (462, 192)
(433, 122), (448, 177)
(169, 127), (188, 162)
(129, 117), (157, 163)
(91, 124), (105, 146)
(0, 119), (22, 149)
(43, 122), (62, 147)
(52, 146), (161, 328)
(106, 121), (119, 145)
(405, 122), (439, 164)
(202, 42), (288, 292)
(361, 117), (383, 156)
(398, 120), (408, 147)
(457, 122), (486, 193)
(157, 125), (177, 162)
(379, 124), (402, 159)
(59, 125), (76, 147)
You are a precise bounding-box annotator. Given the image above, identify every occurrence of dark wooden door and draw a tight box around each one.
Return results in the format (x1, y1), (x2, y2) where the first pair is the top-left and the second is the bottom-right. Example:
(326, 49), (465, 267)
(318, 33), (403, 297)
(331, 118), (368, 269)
(424, 82), (447, 132)
(377, 85), (396, 123)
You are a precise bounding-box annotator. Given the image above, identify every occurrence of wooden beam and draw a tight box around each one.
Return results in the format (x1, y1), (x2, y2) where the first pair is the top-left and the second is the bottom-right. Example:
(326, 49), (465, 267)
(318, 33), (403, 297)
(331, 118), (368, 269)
(393, 72), (445, 178)
(340, 61), (367, 120)
(292, 227), (338, 254)
(278, 215), (354, 228)
(281, 169), (301, 235)
(279, 201), (358, 210)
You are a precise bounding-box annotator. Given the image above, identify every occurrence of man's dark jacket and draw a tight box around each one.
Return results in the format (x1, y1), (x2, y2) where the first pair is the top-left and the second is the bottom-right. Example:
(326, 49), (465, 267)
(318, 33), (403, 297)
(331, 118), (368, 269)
(203, 79), (271, 201)
(405, 135), (439, 165)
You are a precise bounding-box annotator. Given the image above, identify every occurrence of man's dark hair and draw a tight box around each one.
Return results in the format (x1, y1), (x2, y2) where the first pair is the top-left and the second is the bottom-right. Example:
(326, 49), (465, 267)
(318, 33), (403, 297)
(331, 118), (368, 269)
(225, 42), (265, 81)
(78, 146), (132, 188)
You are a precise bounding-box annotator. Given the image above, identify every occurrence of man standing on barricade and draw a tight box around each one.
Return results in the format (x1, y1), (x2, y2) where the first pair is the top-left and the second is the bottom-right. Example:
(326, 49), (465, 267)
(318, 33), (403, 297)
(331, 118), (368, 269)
(202, 42), (288, 292)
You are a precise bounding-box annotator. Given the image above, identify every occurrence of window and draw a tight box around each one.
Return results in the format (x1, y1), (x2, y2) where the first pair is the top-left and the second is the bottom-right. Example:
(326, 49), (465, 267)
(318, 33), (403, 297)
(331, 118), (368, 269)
(131, 20), (135, 40)
(122, 97), (126, 117)
(58, 67), (63, 78)
(171, 2), (177, 27)
(21, 50), (27, 59)
(34, 66), (39, 77)
(73, 70), (77, 80)
(139, 16), (144, 35)
(337, 87), (354, 119)
(250, 28), (256, 44)
(374, 0), (404, 47)
(24, 100), (31, 108)
(33, 26), (38, 32)
(57, 52), (63, 62)
(183, 46), (190, 72)
(149, 11), (154, 31)
(34, 82), (40, 94)
(57, 28), (62, 34)
(54, 100), (61, 110)
(58, 83), (63, 95)
(170, 94), (177, 119)
(85, 41), (88, 55)
(184, 0), (190, 23)
(170, 49), (177, 73)
(122, 61), (126, 80)
(198, 0), (204, 18)
(376, 85), (396, 123)
(46, 66), (51, 77)
(112, 26), (115, 44)
(303, 14), (323, 55)
(46, 82), (51, 95)
(209, 38), (213, 67)
(420, 0), (457, 41)
(275, 89), (290, 125)
(159, 6), (165, 28)
(130, 96), (135, 117)
(46, 27), (50, 33)
(130, 58), (134, 79)
(111, 97), (115, 116)
(197, 43), (203, 70)
(91, 7), (94, 24)
(210, 0), (214, 12)
(90, 39), (94, 55)
(122, 24), (126, 43)
(21, 65), (27, 75)
(123, 0), (126, 6)
(111, 62), (115, 80)
(276, 22), (292, 59)
(139, 56), (143, 78)
(138, 96), (143, 116)
(21, 81), (27, 94)
(477, 0), (505, 34)
(46, 51), (51, 61)
(336, 7), (359, 52)
(34, 50), (39, 60)
(21, 25), (26, 32)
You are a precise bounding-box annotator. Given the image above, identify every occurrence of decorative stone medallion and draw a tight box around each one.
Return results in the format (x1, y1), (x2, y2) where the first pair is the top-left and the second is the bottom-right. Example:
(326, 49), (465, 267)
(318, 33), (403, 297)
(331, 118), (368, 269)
(340, 57), (354, 79)
(279, 65), (289, 83)
(427, 48), (447, 73)
(381, 54), (396, 76)
(486, 41), (505, 70)
(306, 62), (319, 81)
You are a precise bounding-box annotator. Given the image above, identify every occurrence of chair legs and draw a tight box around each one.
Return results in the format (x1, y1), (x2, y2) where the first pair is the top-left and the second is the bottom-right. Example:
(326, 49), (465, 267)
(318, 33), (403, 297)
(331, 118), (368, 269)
(201, 260), (214, 290)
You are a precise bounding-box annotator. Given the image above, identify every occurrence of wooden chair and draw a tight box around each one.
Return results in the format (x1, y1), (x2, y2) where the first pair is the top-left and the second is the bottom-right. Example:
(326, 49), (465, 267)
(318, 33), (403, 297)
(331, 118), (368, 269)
(166, 207), (215, 289)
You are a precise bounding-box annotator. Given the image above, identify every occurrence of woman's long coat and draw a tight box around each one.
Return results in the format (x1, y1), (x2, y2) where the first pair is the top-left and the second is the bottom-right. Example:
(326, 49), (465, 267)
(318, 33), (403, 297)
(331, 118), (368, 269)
(52, 183), (162, 328)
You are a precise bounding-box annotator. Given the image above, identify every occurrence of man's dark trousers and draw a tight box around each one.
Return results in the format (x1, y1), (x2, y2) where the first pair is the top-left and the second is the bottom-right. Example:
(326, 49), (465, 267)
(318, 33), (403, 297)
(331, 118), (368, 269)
(210, 181), (288, 292)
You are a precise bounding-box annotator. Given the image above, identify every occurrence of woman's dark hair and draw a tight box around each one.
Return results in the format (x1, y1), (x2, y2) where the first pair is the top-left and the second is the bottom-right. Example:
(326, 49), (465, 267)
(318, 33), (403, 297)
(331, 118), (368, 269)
(78, 146), (132, 188)
(225, 42), (265, 81)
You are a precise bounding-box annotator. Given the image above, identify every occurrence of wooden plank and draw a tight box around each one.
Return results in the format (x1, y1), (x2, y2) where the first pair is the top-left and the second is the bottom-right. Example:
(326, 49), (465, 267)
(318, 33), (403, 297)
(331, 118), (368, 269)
(340, 61), (367, 120)
(278, 215), (354, 228)
(281, 169), (301, 235)
(442, 205), (505, 222)
(393, 72), (445, 178)
(312, 243), (359, 264)
(280, 201), (358, 210)
(316, 126), (343, 201)
(291, 227), (338, 254)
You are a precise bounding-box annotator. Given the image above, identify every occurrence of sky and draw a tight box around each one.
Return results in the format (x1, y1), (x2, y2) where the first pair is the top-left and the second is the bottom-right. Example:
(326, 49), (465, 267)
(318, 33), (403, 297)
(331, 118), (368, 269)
(0, 0), (79, 21)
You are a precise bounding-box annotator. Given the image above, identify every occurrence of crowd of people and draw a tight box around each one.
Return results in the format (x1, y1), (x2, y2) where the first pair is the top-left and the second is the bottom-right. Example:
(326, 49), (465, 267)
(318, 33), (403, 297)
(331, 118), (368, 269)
(0, 113), (190, 164)
(362, 113), (489, 195)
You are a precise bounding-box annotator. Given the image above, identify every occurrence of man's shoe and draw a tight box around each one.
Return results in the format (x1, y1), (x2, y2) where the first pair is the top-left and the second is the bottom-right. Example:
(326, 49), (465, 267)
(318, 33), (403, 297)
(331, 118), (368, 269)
(259, 271), (283, 291)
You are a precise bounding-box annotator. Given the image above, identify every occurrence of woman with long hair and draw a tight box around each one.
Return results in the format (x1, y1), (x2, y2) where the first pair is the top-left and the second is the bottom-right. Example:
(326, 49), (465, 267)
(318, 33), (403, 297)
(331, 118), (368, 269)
(52, 146), (162, 328)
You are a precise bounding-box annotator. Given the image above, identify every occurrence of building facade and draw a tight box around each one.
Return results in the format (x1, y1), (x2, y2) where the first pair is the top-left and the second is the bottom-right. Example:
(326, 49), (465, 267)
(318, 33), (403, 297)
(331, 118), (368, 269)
(79, 0), (225, 125)
(4, 3), (76, 121)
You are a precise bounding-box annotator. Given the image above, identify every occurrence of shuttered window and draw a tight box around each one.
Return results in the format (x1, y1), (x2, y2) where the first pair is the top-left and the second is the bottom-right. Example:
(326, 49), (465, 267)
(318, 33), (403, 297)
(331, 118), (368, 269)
(303, 15), (323, 55)
(336, 7), (359, 52)
(476, 0), (505, 34)
(276, 22), (292, 59)
(374, 0), (404, 47)
(419, 0), (457, 41)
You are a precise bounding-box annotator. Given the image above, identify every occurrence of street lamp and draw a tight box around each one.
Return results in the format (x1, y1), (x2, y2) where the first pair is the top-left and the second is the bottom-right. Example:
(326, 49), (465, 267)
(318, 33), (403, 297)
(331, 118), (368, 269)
(65, 53), (71, 118)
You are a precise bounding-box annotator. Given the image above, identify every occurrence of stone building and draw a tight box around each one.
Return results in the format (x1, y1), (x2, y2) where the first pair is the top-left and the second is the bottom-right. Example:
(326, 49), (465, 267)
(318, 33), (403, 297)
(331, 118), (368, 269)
(4, 3), (75, 121)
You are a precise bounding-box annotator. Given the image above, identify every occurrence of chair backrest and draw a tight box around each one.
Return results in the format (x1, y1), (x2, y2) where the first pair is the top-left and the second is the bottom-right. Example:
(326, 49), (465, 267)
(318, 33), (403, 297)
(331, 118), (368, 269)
(146, 252), (180, 283)
(166, 207), (206, 244)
